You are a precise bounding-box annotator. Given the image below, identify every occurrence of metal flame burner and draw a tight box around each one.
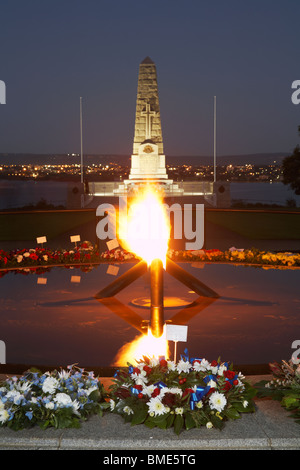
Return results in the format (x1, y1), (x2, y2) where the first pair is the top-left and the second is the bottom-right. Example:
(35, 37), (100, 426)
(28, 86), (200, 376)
(95, 258), (219, 338)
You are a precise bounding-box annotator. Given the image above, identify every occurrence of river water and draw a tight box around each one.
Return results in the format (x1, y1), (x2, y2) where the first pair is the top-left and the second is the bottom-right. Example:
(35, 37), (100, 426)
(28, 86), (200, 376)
(0, 180), (300, 210)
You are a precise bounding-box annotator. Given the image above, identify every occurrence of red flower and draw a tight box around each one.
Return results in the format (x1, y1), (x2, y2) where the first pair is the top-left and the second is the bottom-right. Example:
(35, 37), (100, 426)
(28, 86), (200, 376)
(133, 384), (143, 391)
(162, 393), (176, 407)
(224, 370), (236, 380)
(151, 388), (160, 398)
(159, 359), (168, 369)
(206, 387), (215, 397)
(211, 360), (218, 367)
(182, 388), (194, 398)
(222, 381), (232, 391)
(116, 387), (131, 399)
(143, 365), (152, 375)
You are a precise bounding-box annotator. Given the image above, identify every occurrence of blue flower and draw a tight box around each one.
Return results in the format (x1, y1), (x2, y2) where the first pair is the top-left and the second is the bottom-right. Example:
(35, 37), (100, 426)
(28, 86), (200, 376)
(25, 411), (33, 420)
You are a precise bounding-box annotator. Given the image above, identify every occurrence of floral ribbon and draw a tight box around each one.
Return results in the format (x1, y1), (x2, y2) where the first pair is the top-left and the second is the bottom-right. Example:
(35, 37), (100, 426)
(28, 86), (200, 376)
(154, 381), (167, 390)
(181, 348), (202, 364)
(203, 374), (216, 384)
(190, 385), (211, 410)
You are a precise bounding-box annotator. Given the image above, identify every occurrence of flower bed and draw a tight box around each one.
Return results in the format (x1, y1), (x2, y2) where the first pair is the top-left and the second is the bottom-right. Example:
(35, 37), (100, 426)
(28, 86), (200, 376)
(109, 354), (256, 434)
(1, 243), (300, 274)
(0, 365), (107, 430)
(168, 247), (300, 268)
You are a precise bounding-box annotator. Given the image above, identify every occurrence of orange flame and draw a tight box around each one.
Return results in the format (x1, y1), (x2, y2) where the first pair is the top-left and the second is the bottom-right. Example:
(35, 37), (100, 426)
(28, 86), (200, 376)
(118, 185), (170, 267)
(115, 185), (171, 364)
(113, 328), (170, 366)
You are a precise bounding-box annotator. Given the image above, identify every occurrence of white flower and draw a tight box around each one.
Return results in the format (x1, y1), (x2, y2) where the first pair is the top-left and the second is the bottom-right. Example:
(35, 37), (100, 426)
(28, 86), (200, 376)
(109, 399), (115, 411)
(42, 376), (59, 394)
(0, 409), (9, 424)
(243, 400), (248, 408)
(192, 359), (210, 372)
(54, 393), (72, 406)
(142, 384), (155, 397)
(218, 365), (227, 375)
(86, 386), (98, 396)
(206, 421), (213, 429)
(6, 390), (23, 404)
(167, 361), (176, 371)
(149, 358), (159, 367)
(43, 255), (48, 261)
(17, 255), (23, 263)
(196, 401), (203, 409)
(175, 407), (184, 415)
(123, 406), (134, 415)
(58, 370), (71, 380)
(45, 402), (55, 409)
(207, 379), (217, 388)
(16, 381), (32, 393)
(134, 375), (148, 386)
(147, 396), (168, 416)
(23, 252), (30, 257)
(176, 359), (191, 374)
(166, 387), (182, 396)
(209, 392), (227, 413)
(72, 400), (81, 414)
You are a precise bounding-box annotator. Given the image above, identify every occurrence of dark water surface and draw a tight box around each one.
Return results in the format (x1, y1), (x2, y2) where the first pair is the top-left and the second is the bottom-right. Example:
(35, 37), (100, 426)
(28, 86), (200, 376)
(0, 262), (299, 368)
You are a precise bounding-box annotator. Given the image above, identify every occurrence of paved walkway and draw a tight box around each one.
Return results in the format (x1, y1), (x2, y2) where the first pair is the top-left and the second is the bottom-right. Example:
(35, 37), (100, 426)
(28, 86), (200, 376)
(0, 376), (299, 450)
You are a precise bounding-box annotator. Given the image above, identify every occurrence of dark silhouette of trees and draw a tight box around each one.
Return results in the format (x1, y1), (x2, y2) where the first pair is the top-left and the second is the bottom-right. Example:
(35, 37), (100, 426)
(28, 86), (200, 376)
(282, 126), (300, 195)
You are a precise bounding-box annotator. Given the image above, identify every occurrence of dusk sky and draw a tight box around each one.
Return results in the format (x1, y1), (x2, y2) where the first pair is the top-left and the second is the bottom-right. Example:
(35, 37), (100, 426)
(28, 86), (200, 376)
(0, 0), (299, 158)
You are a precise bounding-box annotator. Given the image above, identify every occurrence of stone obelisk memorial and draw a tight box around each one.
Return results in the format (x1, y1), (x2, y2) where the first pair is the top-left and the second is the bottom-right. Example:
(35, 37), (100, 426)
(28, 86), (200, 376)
(124, 56), (174, 192)
(85, 57), (230, 206)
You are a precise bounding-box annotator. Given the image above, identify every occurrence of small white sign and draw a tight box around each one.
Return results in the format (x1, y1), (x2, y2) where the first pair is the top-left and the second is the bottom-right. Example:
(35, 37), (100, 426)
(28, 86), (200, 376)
(107, 265), (119, 276)
(106, 238), (119, 251)
(70, 235), (81, 243)
(71, 275), (81, 283)
(37, 236), (47, 244)
(37, 277), (47, 285)
(166, 324), (188, 342)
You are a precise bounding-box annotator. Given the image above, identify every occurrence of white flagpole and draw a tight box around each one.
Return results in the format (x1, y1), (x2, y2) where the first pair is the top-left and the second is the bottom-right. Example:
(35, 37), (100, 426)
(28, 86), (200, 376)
(80, 96), (83, 185)
(214, 96), (216, 183)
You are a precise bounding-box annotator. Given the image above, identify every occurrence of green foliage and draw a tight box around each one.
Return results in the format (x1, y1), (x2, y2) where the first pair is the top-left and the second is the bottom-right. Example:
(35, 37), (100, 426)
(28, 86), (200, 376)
(255, 359), (300, 425)
(282, 145), (300, 195)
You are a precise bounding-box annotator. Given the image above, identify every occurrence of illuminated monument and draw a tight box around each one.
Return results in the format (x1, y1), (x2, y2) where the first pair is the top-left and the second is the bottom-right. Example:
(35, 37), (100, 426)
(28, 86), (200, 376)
(117, 56), (180, 195)
(86, 57), (230, 207)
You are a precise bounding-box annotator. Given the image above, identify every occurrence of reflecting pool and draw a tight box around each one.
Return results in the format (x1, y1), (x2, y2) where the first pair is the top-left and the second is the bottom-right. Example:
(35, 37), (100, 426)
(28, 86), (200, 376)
(0, 262), (299, 368)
